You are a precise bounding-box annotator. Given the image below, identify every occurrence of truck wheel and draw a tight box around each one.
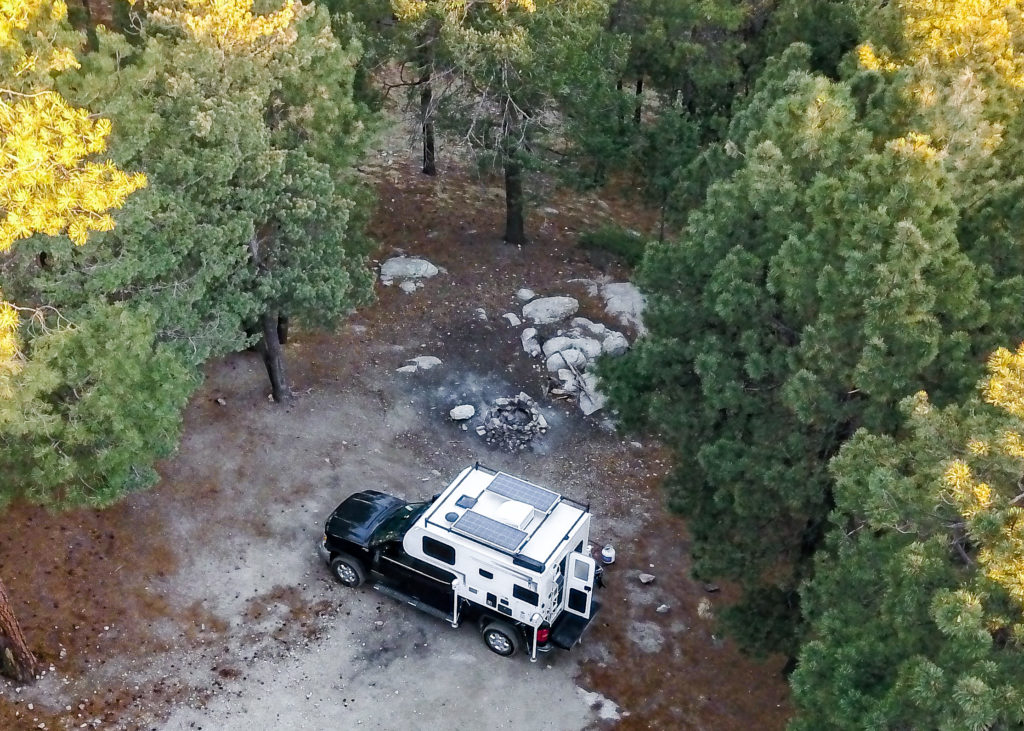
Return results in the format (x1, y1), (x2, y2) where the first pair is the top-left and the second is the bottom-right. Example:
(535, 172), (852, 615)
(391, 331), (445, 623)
(482, 621), (520, 657)
(330, 554), (365, 588)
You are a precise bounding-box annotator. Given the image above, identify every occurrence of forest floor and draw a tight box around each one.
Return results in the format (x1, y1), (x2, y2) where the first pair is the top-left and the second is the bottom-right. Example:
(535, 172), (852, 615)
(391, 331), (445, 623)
(0, 140), (791, 730)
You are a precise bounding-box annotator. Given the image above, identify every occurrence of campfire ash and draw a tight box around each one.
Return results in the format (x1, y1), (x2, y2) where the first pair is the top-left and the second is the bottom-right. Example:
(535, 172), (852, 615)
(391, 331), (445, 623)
(474, 392), (549, 451)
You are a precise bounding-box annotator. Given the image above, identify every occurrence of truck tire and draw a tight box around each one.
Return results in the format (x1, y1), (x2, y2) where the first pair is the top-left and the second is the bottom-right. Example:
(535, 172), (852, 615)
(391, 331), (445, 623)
(330, 554), (366, 588)
(482, 620), (520, 657)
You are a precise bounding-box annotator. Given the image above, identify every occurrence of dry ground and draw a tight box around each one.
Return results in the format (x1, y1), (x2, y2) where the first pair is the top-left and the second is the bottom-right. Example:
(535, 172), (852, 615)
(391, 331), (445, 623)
(0, 148), (791, 730)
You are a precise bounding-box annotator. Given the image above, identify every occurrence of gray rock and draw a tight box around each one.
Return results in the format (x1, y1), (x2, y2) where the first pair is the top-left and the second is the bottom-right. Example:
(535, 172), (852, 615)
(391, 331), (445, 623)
(380, 256), (439, 281)
(474, 307), (488, 321)
(542, 335), (602, 361)
(449, 404), (476, 420)
(516, 288), (537, 302)
(638, 573), (656, 585)
(579, 389), (608, 416)
(656, 604), (671, 614)
(571, 317), (607, 337)
(396, 365), (418, 373)
(407, 356), (442, 370)
(601, 282), (646, 334)
(523, 296), (579, 325)
(399, 280), (421, 294)
(601, 331), (629, 357)
(546, 349), (586, 372)
(520, 327), (541, 357)
(502, 312), (522, 327)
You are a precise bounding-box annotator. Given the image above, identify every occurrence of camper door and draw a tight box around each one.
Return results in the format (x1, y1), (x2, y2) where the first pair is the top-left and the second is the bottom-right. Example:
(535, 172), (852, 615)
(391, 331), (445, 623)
(565, 552), (596, 618)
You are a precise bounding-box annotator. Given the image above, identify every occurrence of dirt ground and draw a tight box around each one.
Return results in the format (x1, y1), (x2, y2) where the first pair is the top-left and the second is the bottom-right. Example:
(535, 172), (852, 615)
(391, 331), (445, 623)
(0, 145), (791, 730)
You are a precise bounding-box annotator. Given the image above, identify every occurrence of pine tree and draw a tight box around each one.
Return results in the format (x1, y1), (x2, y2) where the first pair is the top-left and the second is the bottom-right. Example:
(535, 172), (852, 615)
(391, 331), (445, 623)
(0, 0), (146, 684)
(600, 46), (998, 656)
(791, 346), (1024, 729)
(15, 1), (376, 401)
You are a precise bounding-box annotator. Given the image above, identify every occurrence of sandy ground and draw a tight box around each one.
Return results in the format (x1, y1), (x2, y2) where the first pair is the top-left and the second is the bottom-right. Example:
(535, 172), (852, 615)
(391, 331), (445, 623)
(0, 153), (790, 730)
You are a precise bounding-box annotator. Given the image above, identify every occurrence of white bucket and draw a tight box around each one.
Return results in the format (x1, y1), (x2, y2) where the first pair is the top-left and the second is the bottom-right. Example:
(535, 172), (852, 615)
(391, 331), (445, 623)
(600, 544), (616, 564)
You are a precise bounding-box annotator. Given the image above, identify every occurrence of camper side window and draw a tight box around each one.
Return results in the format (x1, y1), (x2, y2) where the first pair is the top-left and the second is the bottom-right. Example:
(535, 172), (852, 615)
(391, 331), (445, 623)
(422, 536), (456, 565)
(512, 585), (539, 606)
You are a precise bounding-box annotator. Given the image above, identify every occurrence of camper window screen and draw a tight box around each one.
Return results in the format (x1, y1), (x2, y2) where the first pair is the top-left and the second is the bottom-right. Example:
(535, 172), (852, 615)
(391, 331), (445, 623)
(422, 536), (456, 565)
(512, 585), (539, 606)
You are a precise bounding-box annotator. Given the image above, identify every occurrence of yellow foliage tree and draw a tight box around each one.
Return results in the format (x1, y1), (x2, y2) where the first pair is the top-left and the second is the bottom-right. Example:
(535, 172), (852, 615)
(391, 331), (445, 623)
(145, 0), (299, 52)
(942, 342), (1024, 608)
(856, 0), (1024, 184)
(0, 0), (146, 396)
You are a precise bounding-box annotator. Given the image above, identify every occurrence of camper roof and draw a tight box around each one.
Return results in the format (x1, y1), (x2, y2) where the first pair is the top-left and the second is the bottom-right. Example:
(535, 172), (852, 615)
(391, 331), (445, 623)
(421, 465), (589, 569)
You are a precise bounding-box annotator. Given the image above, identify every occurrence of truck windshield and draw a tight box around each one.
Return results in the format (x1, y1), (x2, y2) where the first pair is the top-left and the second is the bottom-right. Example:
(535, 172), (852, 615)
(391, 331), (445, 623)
(370, 502), (429, 545)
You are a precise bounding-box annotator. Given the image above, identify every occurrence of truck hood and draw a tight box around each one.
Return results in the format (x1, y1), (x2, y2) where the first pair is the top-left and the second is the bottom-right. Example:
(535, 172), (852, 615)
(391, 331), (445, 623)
(325, 490), (407, 547)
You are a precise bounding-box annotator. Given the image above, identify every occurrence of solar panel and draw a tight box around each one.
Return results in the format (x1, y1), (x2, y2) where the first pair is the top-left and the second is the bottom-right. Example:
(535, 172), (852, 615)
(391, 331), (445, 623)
(487, 473), (560, 513)
(453, 510), (528, 553)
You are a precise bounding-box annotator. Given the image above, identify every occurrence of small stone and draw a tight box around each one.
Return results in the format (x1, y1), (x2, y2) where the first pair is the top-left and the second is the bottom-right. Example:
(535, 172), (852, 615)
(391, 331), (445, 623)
(656, 604), (670, 614)
(396, 365), (418, 373)
(697, 597), (714, 620)
(474, 307), (488, 321)
(409, 356), (442, 370)
(399, 280), (420, 294)
(380, 256), (439, 280)
(449, 405), (476, 421)
(639, 573), (655, 584)
(374, 621), (384, 630)
(516, 288), (537, 302)
(475, 426), (487, 436)
(502, 312), (522, 327)
(215, 397), (226, 406)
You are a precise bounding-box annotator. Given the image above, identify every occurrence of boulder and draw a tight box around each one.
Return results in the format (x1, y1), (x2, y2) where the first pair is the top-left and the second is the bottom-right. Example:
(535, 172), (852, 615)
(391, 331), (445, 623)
(578, 373), (608, 415)
(449, 405), (476, 420)
(502, 312), (522, 327)
(380, 256), (439, 282)
(601, 282), (646, 334)
(546, 349), (586, 372)
(520, 327), (542, 357)
(601, 331), (629, 357)
(571, 317), (607, 337)
(523, 296), (579, 325)
(542, 335), (602, 361)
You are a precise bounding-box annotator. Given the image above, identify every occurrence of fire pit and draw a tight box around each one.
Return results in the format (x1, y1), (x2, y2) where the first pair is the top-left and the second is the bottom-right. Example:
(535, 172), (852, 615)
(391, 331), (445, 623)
(474, 392), (549, 451)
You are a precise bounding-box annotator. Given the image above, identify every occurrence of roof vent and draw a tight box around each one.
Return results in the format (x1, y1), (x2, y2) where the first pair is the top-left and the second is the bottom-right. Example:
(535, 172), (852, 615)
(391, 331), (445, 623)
(444, 511), (459, 523)
(493, 500), (534, 530)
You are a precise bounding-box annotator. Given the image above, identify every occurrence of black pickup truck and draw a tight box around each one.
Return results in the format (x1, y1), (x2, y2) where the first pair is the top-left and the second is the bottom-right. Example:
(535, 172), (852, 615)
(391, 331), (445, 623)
(318, 489), (581, 658)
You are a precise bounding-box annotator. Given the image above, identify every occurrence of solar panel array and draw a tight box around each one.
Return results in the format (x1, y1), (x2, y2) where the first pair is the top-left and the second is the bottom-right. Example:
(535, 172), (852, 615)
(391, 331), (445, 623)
(453, 510), (529, 553)
(487, 473), (560, 513)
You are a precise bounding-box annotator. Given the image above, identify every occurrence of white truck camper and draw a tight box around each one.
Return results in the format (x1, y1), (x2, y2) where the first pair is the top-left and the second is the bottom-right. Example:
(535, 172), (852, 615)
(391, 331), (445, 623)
(320, 463), (602, 659)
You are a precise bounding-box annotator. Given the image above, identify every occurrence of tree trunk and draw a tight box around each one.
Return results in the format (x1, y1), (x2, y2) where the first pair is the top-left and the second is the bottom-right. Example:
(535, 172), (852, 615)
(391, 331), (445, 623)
(616, 78), (625, 128)
(260, 309), (291, 403)
(502, 100), (527, 246)
(0, 577), (39, 684)
(276, 314), (289, 346)
(503, 155), (526, 246)
(633, 76), (644, 125)
(418, 27), (437, 176)
(80, 0), (115, 27)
